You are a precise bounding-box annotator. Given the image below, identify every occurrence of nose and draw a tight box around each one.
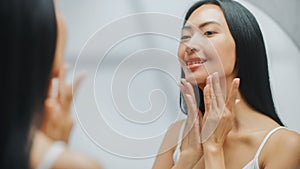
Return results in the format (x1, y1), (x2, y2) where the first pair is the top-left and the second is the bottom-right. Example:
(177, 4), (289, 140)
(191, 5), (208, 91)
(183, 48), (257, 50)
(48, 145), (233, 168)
(184, 33), (200, 55)
(185, 44), (198, 55)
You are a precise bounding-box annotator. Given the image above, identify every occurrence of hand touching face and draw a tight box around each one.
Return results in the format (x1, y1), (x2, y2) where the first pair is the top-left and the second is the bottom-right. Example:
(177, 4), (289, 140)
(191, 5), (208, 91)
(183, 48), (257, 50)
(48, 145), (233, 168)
(179, 72), (240, 146)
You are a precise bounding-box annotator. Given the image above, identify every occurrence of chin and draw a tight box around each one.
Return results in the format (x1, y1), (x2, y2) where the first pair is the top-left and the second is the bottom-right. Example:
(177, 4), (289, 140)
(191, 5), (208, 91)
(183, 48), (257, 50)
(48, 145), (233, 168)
(184, 71), (208, 86)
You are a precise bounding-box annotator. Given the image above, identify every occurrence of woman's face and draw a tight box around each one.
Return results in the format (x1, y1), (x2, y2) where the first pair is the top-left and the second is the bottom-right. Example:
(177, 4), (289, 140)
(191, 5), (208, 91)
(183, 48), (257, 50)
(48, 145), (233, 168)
(178, 4), (236, 87)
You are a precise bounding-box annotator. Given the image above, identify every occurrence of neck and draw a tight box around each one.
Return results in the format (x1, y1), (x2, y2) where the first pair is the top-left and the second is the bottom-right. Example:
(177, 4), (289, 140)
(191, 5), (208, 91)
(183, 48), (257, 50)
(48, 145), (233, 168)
(231, 92), (279, 133)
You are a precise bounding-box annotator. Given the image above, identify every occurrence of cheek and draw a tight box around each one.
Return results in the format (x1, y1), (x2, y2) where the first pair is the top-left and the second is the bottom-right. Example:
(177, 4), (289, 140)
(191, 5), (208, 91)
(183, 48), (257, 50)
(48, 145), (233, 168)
(225, 42), (236, 75)
(214, 38), (236, 76)
(177, 44), (185, 62)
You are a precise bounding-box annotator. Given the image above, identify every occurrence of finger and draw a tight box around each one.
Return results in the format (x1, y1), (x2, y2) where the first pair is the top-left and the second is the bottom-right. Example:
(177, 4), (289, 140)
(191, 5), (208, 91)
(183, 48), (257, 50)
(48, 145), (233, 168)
(72, 71), (86, 94)
(181, 80), (204, 121)
(185, 94), (198, 119)
(226, 78), (240, 111)
(203, 84), (211, 120)
(202, 75), (211, 122)
(180, 81), (203, 121)
(44, 98), (54, 113)
(179, 81), (193, 106)
(47, 78), (53, 98)
(181, 79), (196, 102)
(48, 78), (59, 99)
(179, 83), (194, 121)
(180, 79), (192, 96)
(208, 75), (217, 109)
(58, 64), (69, 100)
(179, 83), (187, 97)
(179, 83), (195, 126)
(185, 94), (201, 145)
(210, 75), (223, 120)
(179, 83), (190, 116)
(47, 78), (54, 98)
(44, 98), (60, 117)
(203, 76), (215, 123)
(59, 64), (69, 84)
(184, 80), (198, 105)
(212, 72), (225, 108)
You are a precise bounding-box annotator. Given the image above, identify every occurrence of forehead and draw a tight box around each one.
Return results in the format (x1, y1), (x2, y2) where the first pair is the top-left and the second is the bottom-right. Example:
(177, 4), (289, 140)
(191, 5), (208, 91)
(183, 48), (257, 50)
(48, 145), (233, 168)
(186, 4), (227, 27)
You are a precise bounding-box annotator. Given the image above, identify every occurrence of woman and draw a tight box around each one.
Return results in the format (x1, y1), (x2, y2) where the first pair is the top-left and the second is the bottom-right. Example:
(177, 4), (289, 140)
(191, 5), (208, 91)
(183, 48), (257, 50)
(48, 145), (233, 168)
(153, 0), (300, 168)
(0, 0), (102, 168)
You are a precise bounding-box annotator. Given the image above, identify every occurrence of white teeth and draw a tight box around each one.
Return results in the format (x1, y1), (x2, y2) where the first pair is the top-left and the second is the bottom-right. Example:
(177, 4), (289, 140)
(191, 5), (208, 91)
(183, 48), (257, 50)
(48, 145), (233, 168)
(186, 60), (207, 65)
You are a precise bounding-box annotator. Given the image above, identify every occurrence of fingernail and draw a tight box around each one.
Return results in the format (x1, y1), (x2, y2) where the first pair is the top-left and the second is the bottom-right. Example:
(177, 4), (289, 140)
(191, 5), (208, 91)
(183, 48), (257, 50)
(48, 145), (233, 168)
(206, 75), (210, 84)
(235, 78), (240, 86)
(205, 84), (209, 90)
(213, 72), (219, 78)
(215, 72), (220, 83)
(209, 75), (213, 83)
(185, 94), (192, 98)
(181, 79), (185, 84)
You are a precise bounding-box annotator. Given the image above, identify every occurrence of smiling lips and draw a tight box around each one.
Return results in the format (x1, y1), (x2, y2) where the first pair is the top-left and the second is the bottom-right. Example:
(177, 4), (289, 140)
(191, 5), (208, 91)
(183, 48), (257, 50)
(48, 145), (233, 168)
(185, 58), (207, 70)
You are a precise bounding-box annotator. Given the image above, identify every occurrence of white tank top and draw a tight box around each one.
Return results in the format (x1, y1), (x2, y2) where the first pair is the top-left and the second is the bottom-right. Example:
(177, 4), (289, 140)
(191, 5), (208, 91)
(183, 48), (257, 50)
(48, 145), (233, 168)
(173, 120), (285, 169)
(36, 141), (66, 169)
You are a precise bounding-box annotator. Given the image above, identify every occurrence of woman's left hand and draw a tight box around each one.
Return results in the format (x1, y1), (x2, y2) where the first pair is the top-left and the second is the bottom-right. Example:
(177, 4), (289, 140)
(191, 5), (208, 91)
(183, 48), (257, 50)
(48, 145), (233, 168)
(202, 72), (240, 150)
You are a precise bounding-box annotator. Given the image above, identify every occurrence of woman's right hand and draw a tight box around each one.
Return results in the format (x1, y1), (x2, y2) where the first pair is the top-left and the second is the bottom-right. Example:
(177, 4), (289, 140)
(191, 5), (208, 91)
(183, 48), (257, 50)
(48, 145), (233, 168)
(175, 79), (204, 168)
(41, 65), (85, 143)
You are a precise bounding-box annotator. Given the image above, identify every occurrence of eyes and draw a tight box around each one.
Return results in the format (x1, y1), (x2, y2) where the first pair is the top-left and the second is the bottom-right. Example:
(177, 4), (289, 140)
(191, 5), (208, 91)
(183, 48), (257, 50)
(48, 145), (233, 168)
(204, 31), (215, 36)
(180, 31), (217, 41)
(180, 35), (191, 40)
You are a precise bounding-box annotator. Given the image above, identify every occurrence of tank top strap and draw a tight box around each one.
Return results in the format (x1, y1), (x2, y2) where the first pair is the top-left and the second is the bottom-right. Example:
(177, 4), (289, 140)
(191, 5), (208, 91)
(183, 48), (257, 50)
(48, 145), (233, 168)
(173, 119), (186, 163)
(254, 126), (285, 158)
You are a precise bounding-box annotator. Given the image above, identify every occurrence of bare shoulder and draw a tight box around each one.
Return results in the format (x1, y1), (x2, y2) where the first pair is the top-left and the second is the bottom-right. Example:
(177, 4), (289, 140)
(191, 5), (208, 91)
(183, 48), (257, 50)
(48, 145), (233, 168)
(280, 128), (300, 142)
(168, 119), (186, 135)
(53, 149), (103, 169)
(152, 119), (186, 169)
(262, 128), (300, 168)
(268, 128), (300, 151)
(159, 119), (186, 153)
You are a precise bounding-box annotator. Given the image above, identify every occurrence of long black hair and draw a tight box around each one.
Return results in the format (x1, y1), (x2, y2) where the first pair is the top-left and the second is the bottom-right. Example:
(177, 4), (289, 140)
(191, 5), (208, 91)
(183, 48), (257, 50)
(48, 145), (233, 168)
(179, 0), (284, 126)
(0, 0), (57, 168)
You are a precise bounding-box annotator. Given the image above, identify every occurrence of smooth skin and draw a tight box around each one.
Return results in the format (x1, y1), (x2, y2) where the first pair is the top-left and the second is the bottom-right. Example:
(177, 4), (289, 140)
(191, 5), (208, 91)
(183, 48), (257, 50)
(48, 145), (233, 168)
(153, 4), (300, 169)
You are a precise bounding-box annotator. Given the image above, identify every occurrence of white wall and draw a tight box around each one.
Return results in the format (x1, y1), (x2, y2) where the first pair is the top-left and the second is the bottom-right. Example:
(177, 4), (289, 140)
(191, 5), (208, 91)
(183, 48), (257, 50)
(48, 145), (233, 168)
(57, 1), (300, 168)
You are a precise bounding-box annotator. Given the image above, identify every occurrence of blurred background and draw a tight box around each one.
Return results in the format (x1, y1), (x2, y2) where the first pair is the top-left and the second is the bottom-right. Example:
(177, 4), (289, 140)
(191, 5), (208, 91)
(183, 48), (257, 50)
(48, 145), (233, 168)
(56, 0), (300, 168)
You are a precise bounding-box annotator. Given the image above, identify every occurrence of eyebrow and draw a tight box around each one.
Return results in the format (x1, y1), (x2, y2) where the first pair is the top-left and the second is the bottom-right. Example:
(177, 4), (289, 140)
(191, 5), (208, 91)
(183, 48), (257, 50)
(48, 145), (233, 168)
(182, 21), (221, 30)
